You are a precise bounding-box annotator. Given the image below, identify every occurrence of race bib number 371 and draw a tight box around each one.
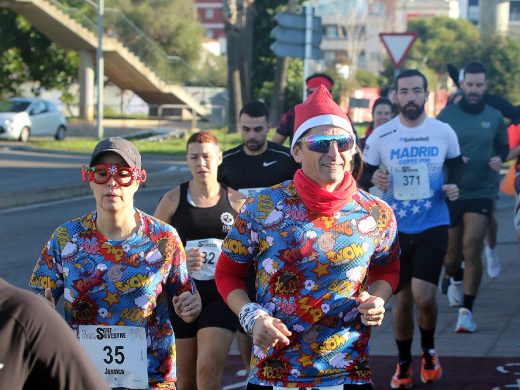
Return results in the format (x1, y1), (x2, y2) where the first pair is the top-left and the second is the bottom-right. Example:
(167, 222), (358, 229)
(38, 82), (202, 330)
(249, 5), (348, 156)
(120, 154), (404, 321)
(79, 325), (148, 389)
(392, 164), (431, 200)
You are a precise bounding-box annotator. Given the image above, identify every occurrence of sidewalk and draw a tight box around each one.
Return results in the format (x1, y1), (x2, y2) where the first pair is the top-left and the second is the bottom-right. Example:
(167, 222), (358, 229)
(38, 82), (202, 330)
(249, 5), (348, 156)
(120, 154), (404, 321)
(369, 193), (520, 359)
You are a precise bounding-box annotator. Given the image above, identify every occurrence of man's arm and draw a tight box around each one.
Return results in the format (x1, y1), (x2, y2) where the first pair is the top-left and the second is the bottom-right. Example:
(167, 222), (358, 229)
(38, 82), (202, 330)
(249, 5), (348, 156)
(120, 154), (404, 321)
(445, 155), (464, 186)
(359, 162), (378, 190)
(495, 118), (510, 162)
(507, 145), (520, 161)
(271, 132), (287, 145)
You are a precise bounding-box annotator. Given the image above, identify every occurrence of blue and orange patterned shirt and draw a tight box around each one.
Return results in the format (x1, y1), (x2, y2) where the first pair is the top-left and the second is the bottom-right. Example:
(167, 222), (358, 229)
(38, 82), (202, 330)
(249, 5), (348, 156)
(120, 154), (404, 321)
(221, 180), (399, 387)
(29, 209), (195, 389)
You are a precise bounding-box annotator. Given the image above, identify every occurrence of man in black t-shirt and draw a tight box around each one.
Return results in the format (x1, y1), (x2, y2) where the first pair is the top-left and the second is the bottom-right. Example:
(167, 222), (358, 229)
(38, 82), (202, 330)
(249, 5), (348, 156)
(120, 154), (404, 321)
(218, 101), (298, 374)
(0, 278), (109, 390)
(218, 101), (299, 197)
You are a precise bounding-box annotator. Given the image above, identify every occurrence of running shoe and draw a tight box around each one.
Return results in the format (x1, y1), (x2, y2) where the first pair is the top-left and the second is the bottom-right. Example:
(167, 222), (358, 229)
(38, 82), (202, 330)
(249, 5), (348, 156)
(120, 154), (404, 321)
(447, 278), (463, 307)
(390, 362), (413, 389)
(455, 307), (477, 333)
(420, 349), (442, 383)
(484, 245), (501, 278)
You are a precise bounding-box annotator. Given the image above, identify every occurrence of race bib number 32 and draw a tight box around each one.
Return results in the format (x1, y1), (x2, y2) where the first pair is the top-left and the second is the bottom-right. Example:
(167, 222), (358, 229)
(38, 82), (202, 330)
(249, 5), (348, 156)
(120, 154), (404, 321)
(185, 238), (223, 281)
(79, 325), (148, 389)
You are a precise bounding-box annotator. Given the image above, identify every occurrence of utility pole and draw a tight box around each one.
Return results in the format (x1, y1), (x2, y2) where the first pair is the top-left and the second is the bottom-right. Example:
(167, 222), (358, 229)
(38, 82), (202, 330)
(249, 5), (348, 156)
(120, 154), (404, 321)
(96, 0), (104, 140)
(270, 0), (298, 126)
(480, 0), (510, 43)
(223, 0), (243, 133)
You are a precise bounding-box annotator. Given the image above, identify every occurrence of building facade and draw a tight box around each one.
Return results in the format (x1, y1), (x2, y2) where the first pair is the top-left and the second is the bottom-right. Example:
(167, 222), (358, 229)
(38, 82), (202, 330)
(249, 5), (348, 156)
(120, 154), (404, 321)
(195, 0), (225, 39)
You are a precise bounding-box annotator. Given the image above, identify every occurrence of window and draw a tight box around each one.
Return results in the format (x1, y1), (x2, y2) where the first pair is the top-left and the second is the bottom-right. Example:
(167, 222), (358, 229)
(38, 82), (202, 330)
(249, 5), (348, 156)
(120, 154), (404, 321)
(468, 0), (479, 23)
(323, 51), (336, 65)
(205, 8), (214, 19)
(510, 0), (520, 22)
(30, 101), (46, 115)
(325, 25), (338, 38)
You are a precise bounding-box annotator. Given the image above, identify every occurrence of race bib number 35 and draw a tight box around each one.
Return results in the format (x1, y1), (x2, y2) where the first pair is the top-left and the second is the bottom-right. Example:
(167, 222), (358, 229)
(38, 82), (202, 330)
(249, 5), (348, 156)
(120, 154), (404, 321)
(79, 325), (148, 389)
(392, 164), (431, 200)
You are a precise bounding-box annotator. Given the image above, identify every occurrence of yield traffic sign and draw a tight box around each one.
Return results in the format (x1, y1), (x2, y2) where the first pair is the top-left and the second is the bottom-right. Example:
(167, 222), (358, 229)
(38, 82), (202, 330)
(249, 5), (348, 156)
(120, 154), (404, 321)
(379, 32), (418, 68)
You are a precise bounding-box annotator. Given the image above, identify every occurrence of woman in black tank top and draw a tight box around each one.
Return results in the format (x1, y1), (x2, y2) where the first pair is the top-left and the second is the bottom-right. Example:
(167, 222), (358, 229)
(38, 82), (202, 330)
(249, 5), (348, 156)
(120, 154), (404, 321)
(154, 131), (246, 390)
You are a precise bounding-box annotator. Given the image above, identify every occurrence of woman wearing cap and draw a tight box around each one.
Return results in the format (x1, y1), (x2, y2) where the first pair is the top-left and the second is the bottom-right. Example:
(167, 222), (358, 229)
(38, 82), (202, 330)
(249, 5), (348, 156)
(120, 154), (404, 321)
(154, 131), (246, 390)
(29, 137), (201, 389)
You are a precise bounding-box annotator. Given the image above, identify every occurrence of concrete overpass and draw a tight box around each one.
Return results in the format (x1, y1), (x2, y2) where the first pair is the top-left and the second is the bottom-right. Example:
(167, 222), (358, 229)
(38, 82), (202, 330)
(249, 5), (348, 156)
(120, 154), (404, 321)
(0, 0), (210, 120)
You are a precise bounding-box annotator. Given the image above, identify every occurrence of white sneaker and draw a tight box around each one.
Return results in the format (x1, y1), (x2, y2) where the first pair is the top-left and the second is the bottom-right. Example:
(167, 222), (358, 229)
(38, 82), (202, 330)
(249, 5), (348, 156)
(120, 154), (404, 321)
(484, 245), (501, 278)
(447, 279), (463, 307)
(455, 308), (477, 333)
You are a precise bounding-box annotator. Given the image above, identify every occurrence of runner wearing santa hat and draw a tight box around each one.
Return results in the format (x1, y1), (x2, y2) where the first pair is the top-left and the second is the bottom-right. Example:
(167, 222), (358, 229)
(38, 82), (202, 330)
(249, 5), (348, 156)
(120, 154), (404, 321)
(215, 85), (400, 389)
(272, 73), (335, 146)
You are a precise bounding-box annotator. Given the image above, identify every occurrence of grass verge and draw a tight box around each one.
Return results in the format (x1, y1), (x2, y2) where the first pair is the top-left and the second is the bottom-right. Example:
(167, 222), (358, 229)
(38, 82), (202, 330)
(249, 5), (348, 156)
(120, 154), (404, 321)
(26, 124), (367, 156)
(28, 129), (246, 156)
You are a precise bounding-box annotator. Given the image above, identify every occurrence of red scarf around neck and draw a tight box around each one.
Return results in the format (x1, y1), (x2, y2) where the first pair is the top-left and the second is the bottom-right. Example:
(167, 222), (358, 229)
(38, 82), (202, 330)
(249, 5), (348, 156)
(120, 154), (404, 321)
(293, 168), (357, 216)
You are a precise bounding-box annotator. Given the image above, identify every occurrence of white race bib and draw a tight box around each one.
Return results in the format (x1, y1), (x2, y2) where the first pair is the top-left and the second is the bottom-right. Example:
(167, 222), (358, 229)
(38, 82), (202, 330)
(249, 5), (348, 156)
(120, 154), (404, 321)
(273, 385), (344, 390)
(392, 164), (431, 200)
(185, 238), (223, 280)
(238, 187), (265, 197)
(78, 325), (148, 389)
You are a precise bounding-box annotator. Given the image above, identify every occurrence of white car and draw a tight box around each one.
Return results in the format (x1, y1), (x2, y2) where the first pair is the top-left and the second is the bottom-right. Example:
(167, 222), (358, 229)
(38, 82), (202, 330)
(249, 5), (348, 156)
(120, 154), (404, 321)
(0, 97), (67, 142)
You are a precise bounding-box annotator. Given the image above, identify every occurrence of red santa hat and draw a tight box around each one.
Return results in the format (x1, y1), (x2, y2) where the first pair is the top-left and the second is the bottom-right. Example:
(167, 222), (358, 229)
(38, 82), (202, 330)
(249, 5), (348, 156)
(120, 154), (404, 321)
(291, 85), (355, 153)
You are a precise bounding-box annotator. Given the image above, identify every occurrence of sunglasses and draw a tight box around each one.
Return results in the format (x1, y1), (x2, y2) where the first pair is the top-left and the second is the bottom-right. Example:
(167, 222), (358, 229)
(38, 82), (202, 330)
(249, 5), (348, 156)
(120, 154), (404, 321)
(82, 164), (147, 186)
(298, 134), (354, 153)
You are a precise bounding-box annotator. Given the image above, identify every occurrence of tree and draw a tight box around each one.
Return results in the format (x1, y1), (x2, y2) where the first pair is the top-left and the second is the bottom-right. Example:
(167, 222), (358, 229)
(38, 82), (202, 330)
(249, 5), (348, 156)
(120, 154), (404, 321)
(355, 69), (383, 88)
(380, 17), (480, 89)
(0, 10), (77, 97)
(380, 16), (520, 105)
(481, 36), (520, 104)
(111, 0), (203, 64)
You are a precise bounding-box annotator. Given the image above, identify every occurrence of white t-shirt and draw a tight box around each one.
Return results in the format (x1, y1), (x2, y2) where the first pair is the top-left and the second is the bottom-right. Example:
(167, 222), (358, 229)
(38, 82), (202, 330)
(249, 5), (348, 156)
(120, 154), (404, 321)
(364, 116), (460, 234)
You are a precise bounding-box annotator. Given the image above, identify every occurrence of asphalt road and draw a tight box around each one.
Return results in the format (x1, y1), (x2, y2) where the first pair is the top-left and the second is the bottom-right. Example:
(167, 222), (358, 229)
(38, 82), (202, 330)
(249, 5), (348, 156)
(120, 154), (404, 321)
(1, 141), (519, 390)
(0, 142), (188, 208)
(0, 186), (168, 289)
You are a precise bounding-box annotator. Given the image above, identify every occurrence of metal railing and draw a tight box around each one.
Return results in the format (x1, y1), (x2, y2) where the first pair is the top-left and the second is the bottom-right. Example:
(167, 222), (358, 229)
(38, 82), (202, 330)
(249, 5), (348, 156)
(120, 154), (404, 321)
(47, 0), (211, 86)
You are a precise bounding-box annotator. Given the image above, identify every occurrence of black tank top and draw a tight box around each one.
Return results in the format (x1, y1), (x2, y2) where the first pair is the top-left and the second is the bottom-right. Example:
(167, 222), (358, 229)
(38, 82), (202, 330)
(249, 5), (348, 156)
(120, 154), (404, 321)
(170, 182), (237, 245)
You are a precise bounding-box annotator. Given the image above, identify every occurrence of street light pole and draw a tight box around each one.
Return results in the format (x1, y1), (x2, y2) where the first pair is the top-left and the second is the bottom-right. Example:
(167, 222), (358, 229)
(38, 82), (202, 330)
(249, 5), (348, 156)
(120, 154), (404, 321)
(96, 0), (104, 140)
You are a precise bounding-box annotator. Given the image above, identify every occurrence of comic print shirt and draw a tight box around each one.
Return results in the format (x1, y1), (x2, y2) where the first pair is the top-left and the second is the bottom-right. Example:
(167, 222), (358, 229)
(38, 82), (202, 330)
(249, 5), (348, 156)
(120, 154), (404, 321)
(29, 209), (195, 389)
(221, 181), (399, 387)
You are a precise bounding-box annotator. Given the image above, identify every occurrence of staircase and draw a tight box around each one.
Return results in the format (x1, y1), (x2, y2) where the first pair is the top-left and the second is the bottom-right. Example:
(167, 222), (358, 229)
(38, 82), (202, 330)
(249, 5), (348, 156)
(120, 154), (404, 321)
(0, 0), (210, 118)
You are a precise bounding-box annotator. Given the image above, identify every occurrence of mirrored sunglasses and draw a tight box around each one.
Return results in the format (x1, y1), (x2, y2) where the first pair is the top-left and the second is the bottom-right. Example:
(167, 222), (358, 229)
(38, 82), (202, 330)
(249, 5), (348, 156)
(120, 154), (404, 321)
(82, 164), (147, 186)
(298, 134), (354, 153)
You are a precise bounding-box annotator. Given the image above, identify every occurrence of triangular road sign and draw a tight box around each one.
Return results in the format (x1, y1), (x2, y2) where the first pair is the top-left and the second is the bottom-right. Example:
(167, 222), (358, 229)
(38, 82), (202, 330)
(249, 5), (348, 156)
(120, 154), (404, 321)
(379, 32), (418, 68)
